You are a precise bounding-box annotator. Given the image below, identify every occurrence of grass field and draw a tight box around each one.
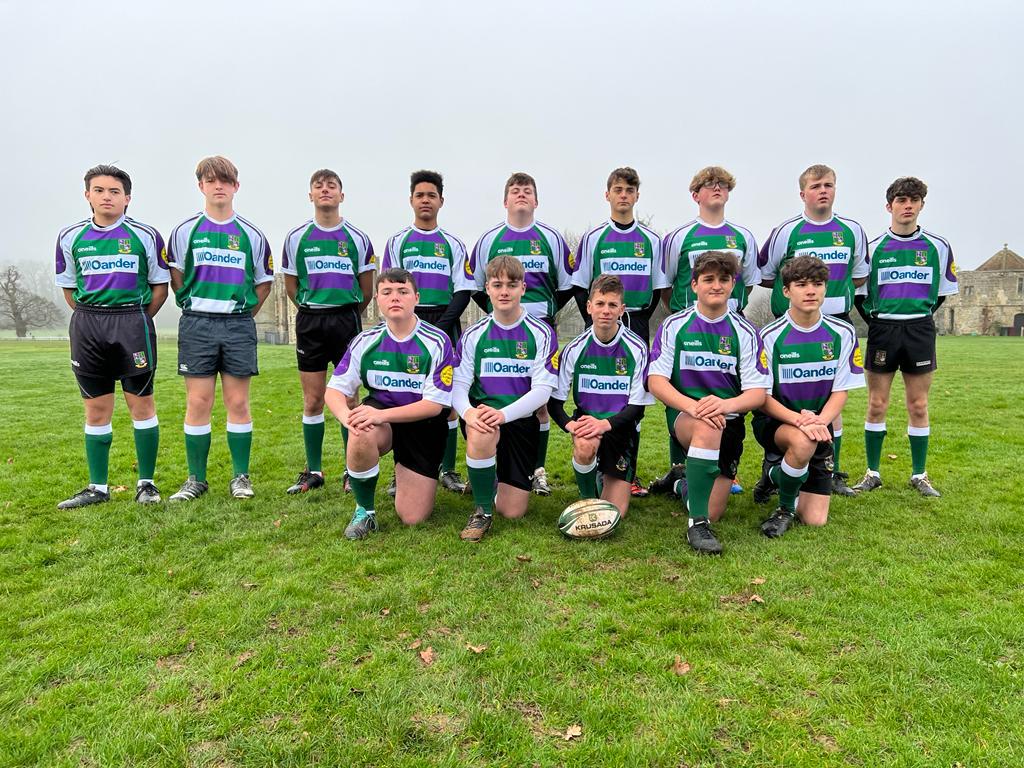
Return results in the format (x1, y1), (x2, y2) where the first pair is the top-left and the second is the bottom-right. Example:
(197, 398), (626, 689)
(1, 337), (1022, 767)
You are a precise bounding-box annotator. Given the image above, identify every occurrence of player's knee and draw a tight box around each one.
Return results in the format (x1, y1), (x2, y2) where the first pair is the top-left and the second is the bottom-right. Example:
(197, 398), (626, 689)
(907, 397), (929, 421)
(303, 395), (326, 415)
(395, 505), (432, 526)
(573, 439), (598, 463)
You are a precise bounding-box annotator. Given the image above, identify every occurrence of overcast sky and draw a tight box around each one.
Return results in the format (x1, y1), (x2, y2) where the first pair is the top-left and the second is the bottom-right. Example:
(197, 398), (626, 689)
(4, 0), (1020, 292)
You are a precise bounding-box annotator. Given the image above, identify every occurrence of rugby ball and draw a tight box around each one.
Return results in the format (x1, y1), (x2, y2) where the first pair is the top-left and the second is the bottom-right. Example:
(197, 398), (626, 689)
(558, 499), (622, 540)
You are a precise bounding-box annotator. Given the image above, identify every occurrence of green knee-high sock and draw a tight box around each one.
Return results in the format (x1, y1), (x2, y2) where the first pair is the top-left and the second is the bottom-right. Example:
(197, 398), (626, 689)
(184, 424), (212, 482)
(466, 456), (497, 515)
(572, 457), (599, 499)
(908, 426), (929, 475)
(442, 420), (459, 473)
(684, 449), (720, 520)
(132, 417), (159, 481)
(864, 421), (887, 473)
(226, 422), (253, 475)
(832, 431), (843, 473)
(669, 437), (685, 466)
(535, 422), (550, 471)
(340, 424), (350, 450)
(303, 414), (326, 473)
(347, 464), (379, 513)
(85, 424), (113, 486)
(770, 460), (809, 513)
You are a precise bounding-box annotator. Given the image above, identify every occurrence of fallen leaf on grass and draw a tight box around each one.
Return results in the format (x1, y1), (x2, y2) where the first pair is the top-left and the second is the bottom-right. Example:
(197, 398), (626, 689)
(241, 581), (259, 590)
(417, 602), (431, 613)
(353, 652), (372, 665)
(669, 510), (681, 518)
(814, 733), (839, 752)
(749, 594), (765, 604)
(531, 578), (541, 589)
(418, 647), (436, 666)
(664, 574), (680, 583)
(111, 485), (128, 493)
(349, 687), (365, 697)
(234, 650), (255, 668)
(397, 631), (410, 640)
(379, 608), (390, 617)
(273, 519), (282, 528)
(407, 639), (422, 650)
(563, 724), (583, 741)
(6, 457), (13, 464)
(516, 554), (532, 562)
(750, 577), (766, 585)
(887, 454), (898, 460)
(717, 698), (737, 707)
(167, 569), (174, 576)
(466, 643), (488, 654)
(671, 656), (691, 675)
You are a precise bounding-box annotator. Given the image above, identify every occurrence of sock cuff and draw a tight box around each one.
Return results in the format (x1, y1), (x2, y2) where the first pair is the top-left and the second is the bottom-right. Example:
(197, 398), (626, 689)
(302, 413), (325, 425)
(687, 446), (719, 462)
(466, 455), (496, 469)
(184, 423), (212, 436)
(572, 457), (598, 473)
(447, 419), (459, 429)
(226, 421), (253, 433)
(907, 425), (930, 437)
(347, 463), (380, 479)
(865, 421), (887, 432)
(539, 421), (551, 433)
(833, 428), (843, 438)
(780, 458), (809, 477)
(84, 423), (113, 436)
(132, 416), (158, 430)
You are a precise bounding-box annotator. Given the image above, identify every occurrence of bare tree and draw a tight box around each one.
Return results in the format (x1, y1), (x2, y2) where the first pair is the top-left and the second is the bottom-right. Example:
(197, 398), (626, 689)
(0, 266), (63, 337)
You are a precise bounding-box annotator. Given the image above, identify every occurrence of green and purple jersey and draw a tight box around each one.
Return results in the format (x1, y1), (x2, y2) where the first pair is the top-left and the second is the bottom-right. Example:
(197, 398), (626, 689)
(280, 219), (375, 308)
(661, 219), (760, 312)
(758, 213), (868, 317)
(381, 226), (473, 307)
(469, 220), (571, 319)
(648, 307), (770, 418)
(571, 220), (666, 312)
(453, 310), (558, 410)
(863, 228), (958, 320)
(553, 324), (653, 419)
(327, 319), (453, 409)
(55, 216), (168, 306)
(167, 213), (273, 314)
(759, 312), (864, 415)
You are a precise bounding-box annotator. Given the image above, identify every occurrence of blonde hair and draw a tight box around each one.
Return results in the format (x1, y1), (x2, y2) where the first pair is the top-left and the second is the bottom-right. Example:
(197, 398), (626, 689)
(798, 164), (835, 190)
(689, 166), (736, 195)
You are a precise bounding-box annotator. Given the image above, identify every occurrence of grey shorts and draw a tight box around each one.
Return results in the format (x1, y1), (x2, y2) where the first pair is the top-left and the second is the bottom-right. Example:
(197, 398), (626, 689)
(178, 312), (258, 378)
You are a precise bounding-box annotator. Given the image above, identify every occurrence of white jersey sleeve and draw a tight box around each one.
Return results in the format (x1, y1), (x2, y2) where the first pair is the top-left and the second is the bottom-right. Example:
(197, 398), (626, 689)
(54, 221), (87, 288)
(733, 315), (771, 391)
(327, 330), (371, 396)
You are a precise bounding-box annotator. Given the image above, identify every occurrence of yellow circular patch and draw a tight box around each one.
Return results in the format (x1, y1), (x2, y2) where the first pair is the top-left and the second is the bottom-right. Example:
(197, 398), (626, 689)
(950, 261), (957, 276)
(853, 344), (864, 368)
(464, 258), (474, 278)
(439, 364), (454, 387)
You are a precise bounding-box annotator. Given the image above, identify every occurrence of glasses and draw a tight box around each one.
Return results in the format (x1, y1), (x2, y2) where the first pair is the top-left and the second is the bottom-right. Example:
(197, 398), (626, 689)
(701, 181), (730, 191)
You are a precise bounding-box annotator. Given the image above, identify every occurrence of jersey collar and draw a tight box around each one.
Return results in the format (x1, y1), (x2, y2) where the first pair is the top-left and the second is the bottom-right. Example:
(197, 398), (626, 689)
(384, 316), (421, 343)
(203, 212), (237, 226)
(504, 220), (537, 233)
(90, 215), (127, 231)
(491, 308), (527, 330)
(785, 310), (823, 333)
(801, 212), (836, 226)
(606, 219), (638, 234)
(314, 217), (346, 233)
(886, 227), (922, 241)
(412, 224), (440, 235)
(694, 307), (731, 324)
(591, 322), (625, 347)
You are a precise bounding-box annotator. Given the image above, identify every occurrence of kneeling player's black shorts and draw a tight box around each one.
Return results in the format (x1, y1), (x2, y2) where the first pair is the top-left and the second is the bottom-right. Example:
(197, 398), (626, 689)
(363, 397), (448, 479)
(178, 312), (258, 378)
(296, 304), (362, 373)
(70, 304), (157, 398)
(666, 408), (745, 478)
(572, 409), (639, 482)
(866, 316), (936, 374)
(623, 306), (654, 349)
(497, 415), (541, 491)
(415, 305), (461, 349)
(752, 414), (833, 496)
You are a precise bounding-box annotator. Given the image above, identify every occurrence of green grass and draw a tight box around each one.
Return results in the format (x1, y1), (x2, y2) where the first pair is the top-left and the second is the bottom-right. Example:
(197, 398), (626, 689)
(1, 338), (1022, 767)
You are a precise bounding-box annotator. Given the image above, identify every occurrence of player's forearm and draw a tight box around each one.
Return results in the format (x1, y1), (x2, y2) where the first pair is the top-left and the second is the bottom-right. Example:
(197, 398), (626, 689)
(852, 277), (867, 288)
(817, 391), (848, 425)
(501, 386), (553, 423)
(437, 291), (471, 328)
(169, 268), (183, 293)
(725, 388), (767, 414)
(547, 398), (571, 431)
(284, 275), (299, 306)
(572, 285), (590, 323)
(358, 272), (374, 313)
(555, 288), (574, 311)
(381, 399), (445, 424)
(761, 395), (802, 425)
(252, 282), (272, 315)
(659, 287), (672, 310)
(471, 290), (489, 312)
(452, 385), (472, 419)
(62, 288), (76, 310)
(146, 283), (168, 317)
(759, 278), (775, 289)
(648, 375), (698, 414)
(607, 404), (644, 429)
(324, 387), (352, 422)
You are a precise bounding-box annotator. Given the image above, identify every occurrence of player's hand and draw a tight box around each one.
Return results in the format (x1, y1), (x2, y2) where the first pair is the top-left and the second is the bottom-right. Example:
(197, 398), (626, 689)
(574, 415), (611, 439)
(476, 405), (505, 428)
(464, 408), (496, 434)
(347, 405), (384, 432)
(799, 422), (833, 442)
(694, 395), (727, 419)
(565, 420), (579, 436)
(702, 414), (727, 430)
(794, 409), (828, 427)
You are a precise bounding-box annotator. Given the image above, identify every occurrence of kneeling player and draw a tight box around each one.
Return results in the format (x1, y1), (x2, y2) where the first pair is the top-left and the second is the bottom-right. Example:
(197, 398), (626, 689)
(647, 252), (768, 555)
(550, 275), (653, 516)
(754, 256), (864, 538)
(324, 269), (454, 539)
(453, 256), (558, 541)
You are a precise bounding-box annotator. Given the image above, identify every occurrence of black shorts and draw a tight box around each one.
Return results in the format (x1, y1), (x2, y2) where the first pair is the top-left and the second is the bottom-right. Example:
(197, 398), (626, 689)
(364, 397), (448, 479)
(752, 415), (833, 496)
(70, 305), (157, 397)
(497, 415), (541, 491)
(572, 411), (639, 482)
(829, 311), (852, 325)
(866, 316), (936, 374)
(666, 408), (745, 478)
(414, 305), (461, 348)
(178, 312), (258, 378)
(296, 305), (362, 373)
(623, 306), (653, 348)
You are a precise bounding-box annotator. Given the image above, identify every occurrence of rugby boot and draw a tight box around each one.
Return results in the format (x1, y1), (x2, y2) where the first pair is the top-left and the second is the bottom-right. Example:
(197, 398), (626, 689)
(686, 519), (723, 555)
(134, 481), (161, 505)
(286, 470), (325, 495)
(760, 507), (797, 539)
(910, 474), (941, 497)
(58, 486), (110, 510)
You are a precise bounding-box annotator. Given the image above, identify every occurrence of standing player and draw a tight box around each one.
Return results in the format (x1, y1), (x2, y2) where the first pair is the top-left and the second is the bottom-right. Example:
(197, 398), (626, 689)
(280, 169), (374, 495)
(571, 167), (665, 497)
(381, 170), (473, 493)
(551, 275), (653, 516)
(324, 269), (454, 539)
(647, 252), (769, 555)
(652, 166), (760, 495)
(851, 177), (957, 497)
(453, 257), (558, 542)
(55, 164), (168, 508)
(755, 256), (864, 538)
(757, 164), (868, 497)
(469, 172), (572, 496)
(166, 156), (273, 501)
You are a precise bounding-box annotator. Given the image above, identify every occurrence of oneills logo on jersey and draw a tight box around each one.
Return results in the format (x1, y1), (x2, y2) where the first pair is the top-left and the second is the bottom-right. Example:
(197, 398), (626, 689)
(718, 336), (732, 355)
(615, 357), (628, 375)
(633, 241), (645, 257)
(338, 241), (349, 257)
(915, 251), (928, 266)
(515, 341), (528, 359)
(434, 242), (446, 258)
(227, 235), (240, 250)
(832, 231), (845, 246)
(821, 342), (835, 361)
(529, 240), (542, 256)
(133, 351), (147, 368)
(406, 355), (421, 374)
(725, 236), (737, 249)
(439, 364), (454, 387)
(118, 239), (132, 254)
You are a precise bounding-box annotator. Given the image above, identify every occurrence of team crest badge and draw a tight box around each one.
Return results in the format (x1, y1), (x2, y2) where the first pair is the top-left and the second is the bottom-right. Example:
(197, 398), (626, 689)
(718, 336), (732, 355)
(133, 351), (147, 369)
(616, 456), (629, 473)
(406, 355), (421, 374)
(615, 357), (628, 375)
(118, 238), (132, 254)
(434, 242), (446, 258)
(529, 240), (542, 256)
(725, 236), (737, 249)
(821, 342), (835, 360)
(634, 241), (646, 257)
(439, 364), (454, 387)
(874, 350), (887, 366)
(338, 241), (349, 257)
(824, 456), (835, 473)
(914, 250), (928, 266)
(832, 231), (845, 246)
(515, 341), (528, 359)
(227, 234), (240, 250)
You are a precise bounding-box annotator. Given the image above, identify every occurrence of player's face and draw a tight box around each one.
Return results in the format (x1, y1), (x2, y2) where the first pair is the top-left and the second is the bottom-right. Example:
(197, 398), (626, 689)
(309, 177), (343, 208)
(692, 271), (734, 313)
(800, 173), (836, 217)
(692, 180), (731, 210)
(199, 175), (239, 207)
(504, 184), (537, 215)
(85, 176), (130, 220)
(376, 280), (418, 320)
(587, 291), (625, 333)
(411, 182), (443, 223)
(886, 195), (924, 228)
(605, 181), (638, 217)
(783, 278), (826, 313)
(485, 273), (526, 311)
